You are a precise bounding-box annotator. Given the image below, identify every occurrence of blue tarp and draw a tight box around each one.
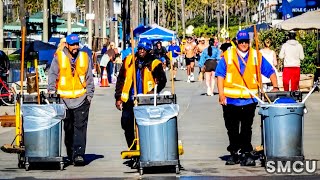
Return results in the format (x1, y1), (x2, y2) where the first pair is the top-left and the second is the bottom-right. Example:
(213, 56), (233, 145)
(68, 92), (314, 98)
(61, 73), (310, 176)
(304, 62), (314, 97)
(139, 26), (176, 41)
(244, 23), (270, 32)
(49, 37), (61, 46)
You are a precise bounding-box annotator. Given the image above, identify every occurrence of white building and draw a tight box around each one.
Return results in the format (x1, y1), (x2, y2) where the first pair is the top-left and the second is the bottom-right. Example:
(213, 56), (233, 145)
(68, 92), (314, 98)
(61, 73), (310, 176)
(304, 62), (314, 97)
(253, 0), (280, 24)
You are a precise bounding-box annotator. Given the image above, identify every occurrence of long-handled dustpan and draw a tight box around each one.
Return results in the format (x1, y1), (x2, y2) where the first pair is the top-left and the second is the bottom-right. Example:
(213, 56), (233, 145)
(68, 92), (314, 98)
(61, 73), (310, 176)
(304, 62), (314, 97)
(121, 28), (140, 160)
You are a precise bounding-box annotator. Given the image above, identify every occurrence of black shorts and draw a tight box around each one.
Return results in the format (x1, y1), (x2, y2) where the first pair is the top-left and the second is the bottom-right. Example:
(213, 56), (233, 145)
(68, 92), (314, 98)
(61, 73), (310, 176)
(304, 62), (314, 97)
(204, 59), (218, 72)
(185, 57), (195, 66)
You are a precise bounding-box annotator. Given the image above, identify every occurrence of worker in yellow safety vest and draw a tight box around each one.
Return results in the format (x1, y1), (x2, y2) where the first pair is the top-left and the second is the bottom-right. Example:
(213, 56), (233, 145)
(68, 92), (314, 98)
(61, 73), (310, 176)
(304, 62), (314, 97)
(114, 39), (167, 166)
(48, 33), (95, 166)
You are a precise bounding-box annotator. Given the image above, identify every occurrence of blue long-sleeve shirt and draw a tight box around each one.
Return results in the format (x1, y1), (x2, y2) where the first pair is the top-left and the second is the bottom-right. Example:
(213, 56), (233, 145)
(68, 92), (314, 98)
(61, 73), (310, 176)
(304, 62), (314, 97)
(215, 49), (275, 106)
(198, 46), (221, 68)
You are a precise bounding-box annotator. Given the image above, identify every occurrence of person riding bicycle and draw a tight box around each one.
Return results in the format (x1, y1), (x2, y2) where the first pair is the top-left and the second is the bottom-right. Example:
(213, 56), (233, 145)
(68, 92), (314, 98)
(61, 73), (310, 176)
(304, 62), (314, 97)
(0, 50), (10, 83)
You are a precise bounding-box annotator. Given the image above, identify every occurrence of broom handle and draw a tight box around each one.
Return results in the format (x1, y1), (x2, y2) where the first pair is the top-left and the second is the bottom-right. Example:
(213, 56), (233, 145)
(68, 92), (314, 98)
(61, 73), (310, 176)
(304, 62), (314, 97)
(130, 28), (138, 103)
(254, 25), (271, 104)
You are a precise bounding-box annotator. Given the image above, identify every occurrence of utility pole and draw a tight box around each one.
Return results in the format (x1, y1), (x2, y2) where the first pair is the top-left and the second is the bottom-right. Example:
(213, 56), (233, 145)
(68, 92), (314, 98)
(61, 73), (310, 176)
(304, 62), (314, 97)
(181, 0), (185, 39)
(0, 0), (4, 49)
(43, 0), (49, 42)
(88, 0), (93, 49)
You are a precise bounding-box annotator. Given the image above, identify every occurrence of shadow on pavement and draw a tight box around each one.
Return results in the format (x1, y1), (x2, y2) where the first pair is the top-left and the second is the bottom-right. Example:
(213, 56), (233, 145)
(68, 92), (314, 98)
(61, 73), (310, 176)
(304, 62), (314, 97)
(84, 154), (104, 165)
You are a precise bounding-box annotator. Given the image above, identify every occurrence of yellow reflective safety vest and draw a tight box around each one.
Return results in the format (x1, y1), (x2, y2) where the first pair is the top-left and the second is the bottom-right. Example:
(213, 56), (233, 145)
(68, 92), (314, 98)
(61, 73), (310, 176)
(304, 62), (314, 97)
(56, 51), (89, 98)
(121, 55), (162, 102)
(223, 47), (260, 99)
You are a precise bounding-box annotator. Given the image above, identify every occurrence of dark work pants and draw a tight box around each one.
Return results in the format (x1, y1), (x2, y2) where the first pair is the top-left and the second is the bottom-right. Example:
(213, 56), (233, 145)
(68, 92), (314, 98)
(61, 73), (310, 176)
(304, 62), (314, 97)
(121, 101), (136, 150)
(222, 103), (257, 154)
(63, 98), (91, 159)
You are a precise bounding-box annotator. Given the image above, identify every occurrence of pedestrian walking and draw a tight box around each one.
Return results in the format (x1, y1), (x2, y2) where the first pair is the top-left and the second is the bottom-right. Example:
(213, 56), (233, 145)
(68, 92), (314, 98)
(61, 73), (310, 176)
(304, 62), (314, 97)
(196, 37), (208, 81)
(114, 39), (167, 167)
(199, 38), (220, 96)
(167, 39), (181, 81)
(279, 31), (304, 91)
(184, 36), (197, 82)
(260, 39), (278, 92)
(48, 33), (95, 166)
(215, 30), (279, 166)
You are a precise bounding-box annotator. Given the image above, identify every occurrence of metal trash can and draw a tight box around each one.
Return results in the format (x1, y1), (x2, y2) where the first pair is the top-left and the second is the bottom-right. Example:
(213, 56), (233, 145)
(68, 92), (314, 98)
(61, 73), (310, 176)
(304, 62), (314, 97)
(134, 103), (179, 173)
(259, 100), (305, 161)
(22, 103), (66, 170)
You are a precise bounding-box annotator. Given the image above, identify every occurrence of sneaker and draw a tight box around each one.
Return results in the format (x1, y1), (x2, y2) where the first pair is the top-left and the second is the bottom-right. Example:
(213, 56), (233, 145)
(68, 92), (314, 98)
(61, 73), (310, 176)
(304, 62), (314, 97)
(207, 87), (212, 96)
(190, 74), (195, 81)
(187, 76), (191, 83)
(73, 156), (85, 166)
(226, 153), (240, 165)
(240, 153), (256, 166)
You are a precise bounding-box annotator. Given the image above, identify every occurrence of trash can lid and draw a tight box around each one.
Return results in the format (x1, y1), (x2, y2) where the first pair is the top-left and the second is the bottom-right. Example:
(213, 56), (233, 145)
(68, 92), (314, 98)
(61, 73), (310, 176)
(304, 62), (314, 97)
(274, 97), (297, 104)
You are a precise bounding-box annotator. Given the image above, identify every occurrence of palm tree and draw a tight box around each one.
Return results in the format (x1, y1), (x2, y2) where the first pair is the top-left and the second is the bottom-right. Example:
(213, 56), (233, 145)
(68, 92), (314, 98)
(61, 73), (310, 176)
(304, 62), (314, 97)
(181, 0), (185, 38)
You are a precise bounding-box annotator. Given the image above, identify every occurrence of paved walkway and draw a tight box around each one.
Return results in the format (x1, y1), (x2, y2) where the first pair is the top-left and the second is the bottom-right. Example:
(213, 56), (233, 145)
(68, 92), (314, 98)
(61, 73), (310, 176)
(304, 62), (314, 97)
(0, 69), (320, 179)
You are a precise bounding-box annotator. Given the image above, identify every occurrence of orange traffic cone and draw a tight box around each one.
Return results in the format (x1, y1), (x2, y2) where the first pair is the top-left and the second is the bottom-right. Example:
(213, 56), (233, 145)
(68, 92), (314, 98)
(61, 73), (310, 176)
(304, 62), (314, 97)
(100, 67), (110, 87)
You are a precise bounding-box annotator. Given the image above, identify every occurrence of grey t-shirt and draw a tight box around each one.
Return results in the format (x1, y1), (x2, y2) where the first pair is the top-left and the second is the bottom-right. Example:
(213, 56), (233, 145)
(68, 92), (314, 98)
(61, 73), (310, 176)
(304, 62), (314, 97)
(48, 48), (95, 109)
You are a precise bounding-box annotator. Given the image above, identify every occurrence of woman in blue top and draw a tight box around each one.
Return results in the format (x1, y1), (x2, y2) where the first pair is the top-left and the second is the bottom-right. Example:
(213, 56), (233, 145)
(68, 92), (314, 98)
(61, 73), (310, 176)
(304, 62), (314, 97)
(199, 38), (221, 96)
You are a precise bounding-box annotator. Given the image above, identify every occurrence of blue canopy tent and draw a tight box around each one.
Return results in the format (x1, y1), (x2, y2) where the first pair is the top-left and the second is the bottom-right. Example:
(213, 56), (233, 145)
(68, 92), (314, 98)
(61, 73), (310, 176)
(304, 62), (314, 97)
(133, 24), (152, 37)
(139, 25), (176, 42)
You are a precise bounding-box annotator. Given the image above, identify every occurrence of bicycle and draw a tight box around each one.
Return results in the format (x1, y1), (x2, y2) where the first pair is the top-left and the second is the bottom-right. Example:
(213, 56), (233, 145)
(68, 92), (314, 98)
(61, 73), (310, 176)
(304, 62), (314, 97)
(0, 75), (15, 106)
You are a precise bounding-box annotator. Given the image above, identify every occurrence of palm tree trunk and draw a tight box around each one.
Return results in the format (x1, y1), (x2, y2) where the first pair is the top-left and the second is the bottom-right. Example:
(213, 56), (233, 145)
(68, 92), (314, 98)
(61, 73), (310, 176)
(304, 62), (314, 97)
(175, 0), (178, 32)
(109, 0), (115, 43)
(181, 0), (185, 38)
(204, 6), (207, 24)
(217, 0), (220, 38)
(94, 0), (100, 38)
(132, 0), (139, 28)
(161, 0), (165, 27)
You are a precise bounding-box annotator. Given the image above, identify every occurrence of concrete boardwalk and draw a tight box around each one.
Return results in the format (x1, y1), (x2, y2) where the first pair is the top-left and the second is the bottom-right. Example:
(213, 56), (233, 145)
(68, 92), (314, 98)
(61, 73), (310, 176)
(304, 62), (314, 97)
(1, 69), (320, 179)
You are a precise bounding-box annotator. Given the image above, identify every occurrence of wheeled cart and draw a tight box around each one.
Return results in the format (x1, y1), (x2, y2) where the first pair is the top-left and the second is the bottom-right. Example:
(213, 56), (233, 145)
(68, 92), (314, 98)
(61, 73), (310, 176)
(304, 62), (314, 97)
(21, 93), (65, 171)
(134, 94), (181, 175)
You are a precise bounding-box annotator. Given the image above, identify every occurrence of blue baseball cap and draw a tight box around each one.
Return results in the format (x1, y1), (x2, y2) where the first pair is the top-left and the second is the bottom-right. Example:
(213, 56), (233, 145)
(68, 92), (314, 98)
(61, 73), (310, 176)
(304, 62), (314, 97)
(66, 34), (80, 44)
(236, 30), (250, 41)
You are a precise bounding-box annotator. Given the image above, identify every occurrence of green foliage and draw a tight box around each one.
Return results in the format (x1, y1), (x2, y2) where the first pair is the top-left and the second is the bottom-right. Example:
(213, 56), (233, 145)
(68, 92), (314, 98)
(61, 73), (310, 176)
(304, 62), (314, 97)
(297, 31), (318, 74)
(8, 54), (20, 61)
(259, 29), (319, 74)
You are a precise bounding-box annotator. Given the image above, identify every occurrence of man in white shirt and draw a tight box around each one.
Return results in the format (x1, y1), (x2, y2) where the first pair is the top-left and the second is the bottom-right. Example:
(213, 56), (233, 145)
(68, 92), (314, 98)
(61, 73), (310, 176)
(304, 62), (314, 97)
(279, 31), (305, 91)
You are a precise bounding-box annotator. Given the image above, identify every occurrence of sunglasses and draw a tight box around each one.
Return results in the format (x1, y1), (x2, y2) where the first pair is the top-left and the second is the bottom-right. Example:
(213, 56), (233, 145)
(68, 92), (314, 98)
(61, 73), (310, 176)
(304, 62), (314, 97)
(238, 40), (249, 44)
(69, 43), (79, 46)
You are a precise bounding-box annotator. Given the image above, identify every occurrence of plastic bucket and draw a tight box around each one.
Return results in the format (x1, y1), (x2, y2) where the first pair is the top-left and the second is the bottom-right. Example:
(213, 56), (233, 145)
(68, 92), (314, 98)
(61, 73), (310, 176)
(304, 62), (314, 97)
(259, 102), (305, 159)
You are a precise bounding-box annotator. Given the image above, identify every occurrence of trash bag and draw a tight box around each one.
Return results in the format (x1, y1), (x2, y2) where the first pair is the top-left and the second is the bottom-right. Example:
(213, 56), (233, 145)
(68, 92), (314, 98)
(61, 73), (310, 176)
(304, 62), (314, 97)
(134, 104), (179, 126)
(22, 104), (66, 132)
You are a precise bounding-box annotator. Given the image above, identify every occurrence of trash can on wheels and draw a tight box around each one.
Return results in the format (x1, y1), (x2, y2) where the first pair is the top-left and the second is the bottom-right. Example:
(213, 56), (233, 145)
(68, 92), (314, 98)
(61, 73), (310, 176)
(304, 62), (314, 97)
(21, 95), (66, 171)
(134, 94), (180, 175)
(259, 99), (305, 162)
